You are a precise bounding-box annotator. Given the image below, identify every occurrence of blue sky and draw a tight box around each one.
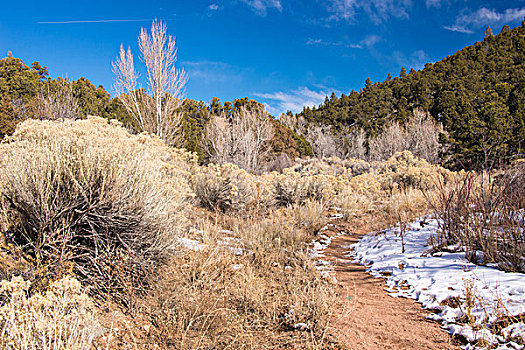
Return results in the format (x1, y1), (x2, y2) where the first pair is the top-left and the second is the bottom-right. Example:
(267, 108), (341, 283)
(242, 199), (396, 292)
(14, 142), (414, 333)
(1, 1), (524, 116)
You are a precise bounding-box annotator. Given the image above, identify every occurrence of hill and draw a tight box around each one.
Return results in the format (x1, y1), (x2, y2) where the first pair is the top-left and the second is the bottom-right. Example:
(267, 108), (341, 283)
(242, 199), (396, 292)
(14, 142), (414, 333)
(294, 21), (525, 169)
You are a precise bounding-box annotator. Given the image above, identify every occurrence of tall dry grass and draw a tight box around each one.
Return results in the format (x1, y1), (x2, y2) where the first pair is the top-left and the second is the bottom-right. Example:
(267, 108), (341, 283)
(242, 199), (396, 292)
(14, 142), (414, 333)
(146, 208), (340, 349)
(427, 164), (525, 272)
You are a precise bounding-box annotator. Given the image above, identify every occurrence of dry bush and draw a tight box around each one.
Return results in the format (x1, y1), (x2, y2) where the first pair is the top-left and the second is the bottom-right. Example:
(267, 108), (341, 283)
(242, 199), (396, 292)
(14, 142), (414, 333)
(428, 169), (525, 272)
(191, 163), (275, 213)
(333, 172), (384, 218)
(322, 151), (456, 227)
(273, 169), (310, 206)
(379, 151), (454, 191)
(35, 78), (80, 120)
(146, 210), (340, 349)
(274, 164), (346, 207)
(191, 151), (449, 218)
(498, 160), (525, 209)
(0, 276), (101, 350)
(203, 107), (274, 173)
(192, 159), (346, 213)
(264, 152), (294, 173)
(368, 109), (444, 163)
(0, 117), (194, 299)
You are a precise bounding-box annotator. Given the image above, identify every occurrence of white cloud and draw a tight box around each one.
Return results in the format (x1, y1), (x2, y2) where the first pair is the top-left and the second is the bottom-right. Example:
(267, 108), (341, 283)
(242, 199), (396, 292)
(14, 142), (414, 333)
(183, 60), (244, 84)
(305, 34), (381, 49)
(327, 0), (358, 22)
(361, 34), (381, 47)
(327, 0), (412, 24)
(444, 7), (525, 34)
(254, 86), (339, 115)
(208, 4), (219, 10)
(306, 38), (362, 48)
(393, 50), (430, 71)
(425, 0), (441, 8)
(240, 0), (282, 16)
(306, 38), (324, 45)
(443, 25), (474, 34)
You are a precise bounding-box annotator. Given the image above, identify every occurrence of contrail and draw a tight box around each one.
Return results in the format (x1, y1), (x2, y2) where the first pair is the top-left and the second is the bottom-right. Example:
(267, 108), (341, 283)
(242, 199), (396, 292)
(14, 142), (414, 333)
(38, 19), (153, 24)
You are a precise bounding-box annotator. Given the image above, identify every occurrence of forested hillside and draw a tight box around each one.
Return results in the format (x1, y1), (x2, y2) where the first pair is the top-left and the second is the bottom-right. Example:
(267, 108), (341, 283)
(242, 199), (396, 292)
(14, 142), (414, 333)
(295, 21), (525, 169)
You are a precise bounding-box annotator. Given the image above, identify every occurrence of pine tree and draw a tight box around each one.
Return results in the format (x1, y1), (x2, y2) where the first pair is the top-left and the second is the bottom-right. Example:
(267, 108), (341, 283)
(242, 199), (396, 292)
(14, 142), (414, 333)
(484, 26), (494, 37)
(400, 67), (407, 78)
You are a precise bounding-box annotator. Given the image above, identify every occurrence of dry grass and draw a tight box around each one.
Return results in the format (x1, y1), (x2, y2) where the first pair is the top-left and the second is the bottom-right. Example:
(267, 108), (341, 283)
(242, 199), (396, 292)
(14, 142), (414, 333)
(143, 207), (341, 349)
(287, 199), (328, 235)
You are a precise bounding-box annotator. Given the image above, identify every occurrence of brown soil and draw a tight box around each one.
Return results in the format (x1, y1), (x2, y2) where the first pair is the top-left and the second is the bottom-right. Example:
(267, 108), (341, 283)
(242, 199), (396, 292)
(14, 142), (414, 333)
(322, 217), (459, 350)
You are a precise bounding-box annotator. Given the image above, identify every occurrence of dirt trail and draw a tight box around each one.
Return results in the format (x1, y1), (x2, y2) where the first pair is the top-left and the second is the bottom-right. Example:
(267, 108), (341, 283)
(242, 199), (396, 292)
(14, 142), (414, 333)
(322, 218), (458, 350)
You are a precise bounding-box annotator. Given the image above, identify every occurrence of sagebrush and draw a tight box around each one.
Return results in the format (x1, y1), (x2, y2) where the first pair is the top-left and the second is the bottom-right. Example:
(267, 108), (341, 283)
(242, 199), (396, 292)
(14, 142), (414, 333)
(0, 117), (195, 300)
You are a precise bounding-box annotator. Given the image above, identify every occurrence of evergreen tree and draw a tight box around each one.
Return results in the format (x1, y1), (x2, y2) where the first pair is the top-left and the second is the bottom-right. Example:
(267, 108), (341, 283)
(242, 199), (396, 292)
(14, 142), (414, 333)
(485, 26), (494, 37)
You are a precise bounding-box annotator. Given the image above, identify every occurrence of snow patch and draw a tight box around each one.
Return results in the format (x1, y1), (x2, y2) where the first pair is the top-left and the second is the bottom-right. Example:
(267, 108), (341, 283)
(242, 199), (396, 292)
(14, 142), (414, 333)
(350, 218), (525, 349)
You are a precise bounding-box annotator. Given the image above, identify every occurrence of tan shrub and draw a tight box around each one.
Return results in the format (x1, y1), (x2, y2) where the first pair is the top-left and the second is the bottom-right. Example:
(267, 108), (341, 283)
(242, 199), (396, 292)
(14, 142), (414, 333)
(274, 167), (346, 207)
(333, 172), (383, 217)
(273, 169), (309, 206)
(191, 163), (263, 212)
(379, 151), (454, 191)
(0, 276), (101, 350)
(0, 117), (194, 298)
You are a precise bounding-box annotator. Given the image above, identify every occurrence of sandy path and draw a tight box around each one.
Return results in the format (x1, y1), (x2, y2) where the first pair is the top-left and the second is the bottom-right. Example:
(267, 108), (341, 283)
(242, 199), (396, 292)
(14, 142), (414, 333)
(322, 219), (458, 350)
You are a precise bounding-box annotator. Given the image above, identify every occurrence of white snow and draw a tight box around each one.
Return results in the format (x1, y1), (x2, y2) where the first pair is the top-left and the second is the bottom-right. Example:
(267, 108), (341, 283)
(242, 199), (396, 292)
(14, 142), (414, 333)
(177, 230), (247, 255)
(350, 218), (525, 349)
(293, 322), (310, 331)
(308, 220), (344, 283)
(177, 237), (206, 251)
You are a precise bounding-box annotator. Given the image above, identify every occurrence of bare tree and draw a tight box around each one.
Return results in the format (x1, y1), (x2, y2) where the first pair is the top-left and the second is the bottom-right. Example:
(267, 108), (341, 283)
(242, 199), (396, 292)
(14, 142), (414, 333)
(369, 122), (405, 161)
(344, 128), (367, 159)
(37, 78), (79, 120)
(113, 19), (187, 146)
(368, 108), (444, 162)
(204, 107), (274, 172)
(280, 113), (307, 135)
(405, 108), (444, 162)
(306, 125), (340, 158)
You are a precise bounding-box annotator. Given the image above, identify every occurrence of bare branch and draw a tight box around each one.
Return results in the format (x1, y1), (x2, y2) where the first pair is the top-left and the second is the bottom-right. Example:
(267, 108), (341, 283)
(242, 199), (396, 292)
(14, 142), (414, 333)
(113, 19), (187, 146)
(203, 107), (274, 172)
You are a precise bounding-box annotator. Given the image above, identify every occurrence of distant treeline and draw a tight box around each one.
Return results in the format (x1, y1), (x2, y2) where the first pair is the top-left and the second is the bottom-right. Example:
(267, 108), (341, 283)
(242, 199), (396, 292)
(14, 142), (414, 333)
(294, 21), (525, 169)
(0, 54), (311, 164)
(2, 21), (524, 170)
